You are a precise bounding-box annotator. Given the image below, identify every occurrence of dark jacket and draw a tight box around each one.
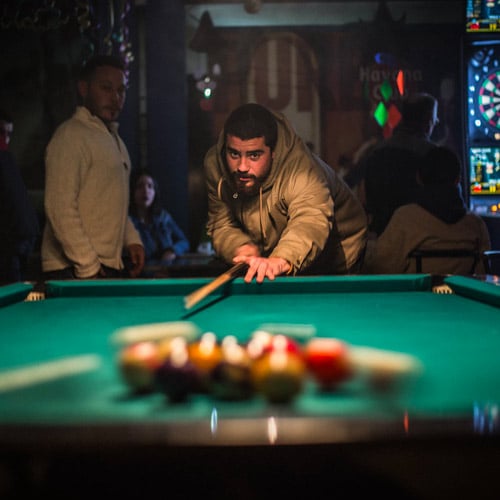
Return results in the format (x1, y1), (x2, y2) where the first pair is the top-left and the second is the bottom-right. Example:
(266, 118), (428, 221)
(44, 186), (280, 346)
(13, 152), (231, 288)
(362, 126), (436, 235)
(0, 150), (39, 280)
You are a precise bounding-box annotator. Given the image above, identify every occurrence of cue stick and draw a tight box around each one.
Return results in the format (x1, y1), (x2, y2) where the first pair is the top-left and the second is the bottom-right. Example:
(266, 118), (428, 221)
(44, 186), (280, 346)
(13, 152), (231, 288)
(0, 354), (101, 393)
(183, 262), (247, 310)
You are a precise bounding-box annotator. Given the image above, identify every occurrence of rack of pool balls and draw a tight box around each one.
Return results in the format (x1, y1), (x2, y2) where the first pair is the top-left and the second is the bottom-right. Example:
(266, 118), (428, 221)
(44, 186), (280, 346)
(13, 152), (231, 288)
(112, 321), (422, 404)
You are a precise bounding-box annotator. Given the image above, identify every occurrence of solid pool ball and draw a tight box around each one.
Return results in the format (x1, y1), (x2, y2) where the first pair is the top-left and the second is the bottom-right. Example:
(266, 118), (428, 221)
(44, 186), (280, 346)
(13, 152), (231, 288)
(251, 350), (306, 404)
(210, 336), (253, 400)
(254, 323), (317, 343)
(156, 336), (177, 362)
(188, 332), (222, 373)
(188, 332), (223, 392)
(304, 338), (353, 390)
(155, 337), (199, 402)
(118, 341), (162, 393)
(246, 330), (274, 360)
(265, 334), (302, 355)
(247, 332), (302, 361)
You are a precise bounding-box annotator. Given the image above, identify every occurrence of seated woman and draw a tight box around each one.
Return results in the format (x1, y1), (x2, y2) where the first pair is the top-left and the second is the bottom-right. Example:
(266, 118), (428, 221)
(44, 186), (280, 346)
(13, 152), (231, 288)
(129, 169), (190, 270)
(362, 146), (491, 275)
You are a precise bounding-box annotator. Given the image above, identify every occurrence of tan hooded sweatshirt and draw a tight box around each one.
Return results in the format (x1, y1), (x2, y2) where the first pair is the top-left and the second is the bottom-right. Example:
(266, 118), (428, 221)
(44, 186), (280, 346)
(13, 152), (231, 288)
(204, 109), (367, 274)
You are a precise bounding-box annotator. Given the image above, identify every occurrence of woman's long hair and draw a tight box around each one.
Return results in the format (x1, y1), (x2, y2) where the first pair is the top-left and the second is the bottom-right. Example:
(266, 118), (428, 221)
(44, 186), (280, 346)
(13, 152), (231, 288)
(129, 168), (162, 217)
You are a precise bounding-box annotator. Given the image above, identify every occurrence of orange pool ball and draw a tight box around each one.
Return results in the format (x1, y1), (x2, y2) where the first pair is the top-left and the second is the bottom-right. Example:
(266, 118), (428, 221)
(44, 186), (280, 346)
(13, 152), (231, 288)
(187, 332), (223, 392)
(304, 338), (353, 389)
(188, 332), (223, 374)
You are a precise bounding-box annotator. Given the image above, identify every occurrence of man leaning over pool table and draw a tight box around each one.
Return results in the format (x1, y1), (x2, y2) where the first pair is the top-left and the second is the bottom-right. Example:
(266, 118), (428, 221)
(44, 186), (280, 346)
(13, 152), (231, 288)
(203, 103), (367, 283)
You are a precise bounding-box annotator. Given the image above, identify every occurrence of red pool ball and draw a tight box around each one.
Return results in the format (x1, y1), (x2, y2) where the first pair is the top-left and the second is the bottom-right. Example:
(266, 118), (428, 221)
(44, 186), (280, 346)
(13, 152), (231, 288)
(118, 341), (162, 393)
(304, 338), (353, 389)
(247, 332), (302, 360)
(266, 334), (302, 355)
(246, 330), (273, 360)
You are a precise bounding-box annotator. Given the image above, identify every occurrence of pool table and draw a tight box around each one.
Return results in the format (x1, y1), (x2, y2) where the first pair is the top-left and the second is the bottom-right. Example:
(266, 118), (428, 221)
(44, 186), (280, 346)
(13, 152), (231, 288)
(1, 274), (500, 498)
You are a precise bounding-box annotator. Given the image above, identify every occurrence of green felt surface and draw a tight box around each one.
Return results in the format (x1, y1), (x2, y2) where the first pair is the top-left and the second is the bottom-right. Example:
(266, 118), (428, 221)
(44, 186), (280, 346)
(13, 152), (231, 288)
(0, 275), (499, 427)
(0, 282), (32, 307)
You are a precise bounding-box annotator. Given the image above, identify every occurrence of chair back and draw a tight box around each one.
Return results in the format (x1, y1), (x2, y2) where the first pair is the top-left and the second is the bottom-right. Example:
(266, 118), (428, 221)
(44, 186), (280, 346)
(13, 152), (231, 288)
(483, 250), (500, 275)
(409, 248), (481, 275)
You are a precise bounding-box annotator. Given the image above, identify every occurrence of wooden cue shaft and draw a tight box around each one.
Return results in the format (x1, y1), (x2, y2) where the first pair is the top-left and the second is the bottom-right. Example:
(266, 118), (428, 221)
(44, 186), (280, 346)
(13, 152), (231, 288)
(0, 355), (101, 393)
(183, 262), (247, 310)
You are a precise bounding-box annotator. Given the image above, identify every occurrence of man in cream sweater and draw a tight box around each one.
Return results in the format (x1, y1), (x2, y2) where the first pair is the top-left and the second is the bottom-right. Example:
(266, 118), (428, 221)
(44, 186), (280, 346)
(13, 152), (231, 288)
(42, 55), (144, 279)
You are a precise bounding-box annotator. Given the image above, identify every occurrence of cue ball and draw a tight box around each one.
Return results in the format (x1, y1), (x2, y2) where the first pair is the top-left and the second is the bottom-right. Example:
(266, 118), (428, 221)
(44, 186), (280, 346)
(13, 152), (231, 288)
(304, 338), (353, 389)
(118, 341), (162, 393)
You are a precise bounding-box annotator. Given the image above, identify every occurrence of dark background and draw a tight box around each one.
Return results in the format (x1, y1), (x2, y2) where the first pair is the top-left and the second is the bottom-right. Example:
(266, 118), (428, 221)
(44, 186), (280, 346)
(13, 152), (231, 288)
(0, 0), (473, 251)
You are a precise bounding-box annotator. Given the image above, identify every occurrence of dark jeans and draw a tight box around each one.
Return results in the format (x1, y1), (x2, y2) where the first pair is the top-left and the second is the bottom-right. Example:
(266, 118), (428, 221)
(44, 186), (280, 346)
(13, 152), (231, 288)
(0, 254), (23, 284)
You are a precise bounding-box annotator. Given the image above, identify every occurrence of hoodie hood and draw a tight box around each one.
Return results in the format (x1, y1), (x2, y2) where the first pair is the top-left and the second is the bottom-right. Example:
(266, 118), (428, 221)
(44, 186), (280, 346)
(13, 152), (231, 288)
(213, 109), (307, 196)
(204, 106), (368, 274)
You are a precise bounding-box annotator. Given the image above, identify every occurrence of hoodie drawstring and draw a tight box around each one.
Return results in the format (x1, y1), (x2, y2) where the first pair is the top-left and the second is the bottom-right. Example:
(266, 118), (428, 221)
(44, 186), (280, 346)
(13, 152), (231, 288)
(259, 185), (267, 240)
(217, 178), (224, 200)
(217, 177), (267, 243)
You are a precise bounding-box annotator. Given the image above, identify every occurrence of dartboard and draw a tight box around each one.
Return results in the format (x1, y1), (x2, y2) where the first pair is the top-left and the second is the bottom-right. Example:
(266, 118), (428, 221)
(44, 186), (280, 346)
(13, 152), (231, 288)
(478, 70), (500, 129)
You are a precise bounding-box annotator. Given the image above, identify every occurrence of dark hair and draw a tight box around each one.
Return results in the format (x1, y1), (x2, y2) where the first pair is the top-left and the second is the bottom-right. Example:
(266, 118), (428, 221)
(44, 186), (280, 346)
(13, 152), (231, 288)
(79, 54), (126, 81)
(419, 146), (461, 185)
(129, 168), (162, 216)
(223, 103), (278, 151)
(401, 92), (437, 126)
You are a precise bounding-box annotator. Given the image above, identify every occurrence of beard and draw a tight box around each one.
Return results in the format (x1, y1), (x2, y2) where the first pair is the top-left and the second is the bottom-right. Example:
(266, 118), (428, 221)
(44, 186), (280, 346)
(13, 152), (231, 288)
(233, 172), (263, 197)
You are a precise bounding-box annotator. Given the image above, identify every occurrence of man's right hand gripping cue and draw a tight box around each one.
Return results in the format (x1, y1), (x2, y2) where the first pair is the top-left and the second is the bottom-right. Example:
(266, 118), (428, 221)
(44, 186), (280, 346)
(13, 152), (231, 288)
(233, 244), (291, 283)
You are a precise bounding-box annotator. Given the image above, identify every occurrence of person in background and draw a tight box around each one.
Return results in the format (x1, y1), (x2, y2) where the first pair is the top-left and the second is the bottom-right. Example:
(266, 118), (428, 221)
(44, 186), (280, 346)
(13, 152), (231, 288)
(129, 169), (190, 265)
(0, 109), (39, 284)
(362, 146), (491, 275)
(204, 102), (367, 283)
(340, 135), (381, 204)
(42, 55), (144, 279)
(359, 92), (439, 236)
